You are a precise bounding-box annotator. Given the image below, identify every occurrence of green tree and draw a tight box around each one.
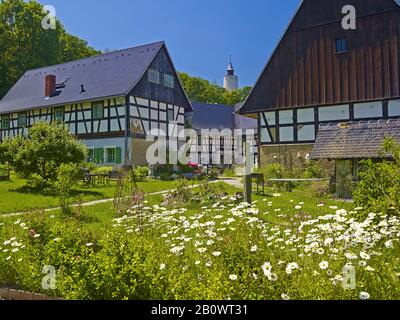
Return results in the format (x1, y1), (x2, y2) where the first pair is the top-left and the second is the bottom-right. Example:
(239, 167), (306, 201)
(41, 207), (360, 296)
(178, 72), (252, 105)
(1, 122), (87, 187)
(0, 0), (99, 99)
(353, 138), (400, 217)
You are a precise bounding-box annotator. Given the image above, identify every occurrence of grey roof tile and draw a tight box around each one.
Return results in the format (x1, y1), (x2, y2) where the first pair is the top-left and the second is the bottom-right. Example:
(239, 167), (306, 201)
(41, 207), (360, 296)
(0, 42), (165, 113)
(311, 120), (400, 159)
(190, 102), (257, 131)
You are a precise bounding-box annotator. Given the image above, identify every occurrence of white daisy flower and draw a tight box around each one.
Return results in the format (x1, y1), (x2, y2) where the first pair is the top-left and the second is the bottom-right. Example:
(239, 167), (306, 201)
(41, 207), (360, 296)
(319, 261), (329, 270)
(229, 274), (238, 281)
(359, 292), (370, 300)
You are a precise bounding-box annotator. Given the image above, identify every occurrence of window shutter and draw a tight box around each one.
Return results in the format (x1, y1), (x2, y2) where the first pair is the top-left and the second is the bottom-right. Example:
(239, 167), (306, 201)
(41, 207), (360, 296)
(94, 148), (104, 164)
(115, 147), (122, 164)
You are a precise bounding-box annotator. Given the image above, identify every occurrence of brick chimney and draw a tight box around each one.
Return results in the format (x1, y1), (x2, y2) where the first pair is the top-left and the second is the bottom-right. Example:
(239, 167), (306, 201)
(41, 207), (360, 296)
(45, 75), (56, 97)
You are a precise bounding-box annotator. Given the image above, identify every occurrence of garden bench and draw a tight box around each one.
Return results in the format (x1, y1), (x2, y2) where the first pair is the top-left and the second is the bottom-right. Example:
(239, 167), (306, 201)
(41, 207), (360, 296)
(108, 169), (123, 184)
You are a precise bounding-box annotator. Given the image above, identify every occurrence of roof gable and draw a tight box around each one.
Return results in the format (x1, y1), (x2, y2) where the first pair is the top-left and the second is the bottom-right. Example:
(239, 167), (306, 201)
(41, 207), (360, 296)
(0, 41), (164, 112)
(239, 0), (400, 115)
(190, 102), (257, 131)
(130, 45), (192, 111)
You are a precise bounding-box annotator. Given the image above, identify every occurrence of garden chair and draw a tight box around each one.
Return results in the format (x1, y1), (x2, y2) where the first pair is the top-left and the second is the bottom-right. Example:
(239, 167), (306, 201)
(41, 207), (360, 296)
(79, 168), (92, 188)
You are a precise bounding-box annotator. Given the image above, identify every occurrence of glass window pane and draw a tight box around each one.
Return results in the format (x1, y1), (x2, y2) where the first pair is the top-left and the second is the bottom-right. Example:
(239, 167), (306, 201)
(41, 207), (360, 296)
(354, 102), (382, 119)
(148, 69), (160, 84)
(389, 100), (400, 117)
(298, 125), (315, 141)
(92, 102), (104, 119)
(160, 123), (167, 136)
(297, 108), (315, 123)
(105, 148), (115, 163)
(159, 111), (167, 121)
(261, 128), (271, 143)
(18, 113), (27, 127)
(54, 108), (64, 122)
(150, 109), (158, 120)
(336, 38), (347, 53)
(138, 107), (149, 119)
(168, 110), (174, 122)
(319, 105), (349, 121)
(270, 128), (277, 142)
(164, 74), (174, 88)
(279, 126), (294, 142)
(279, 110), (293, 124)
(263, 112), (276, 126)
(130, 106), (139, 117)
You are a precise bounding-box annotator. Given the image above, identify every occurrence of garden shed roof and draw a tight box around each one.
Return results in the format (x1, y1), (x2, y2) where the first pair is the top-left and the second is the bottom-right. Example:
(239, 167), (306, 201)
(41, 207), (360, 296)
(311, 120), (400, 160)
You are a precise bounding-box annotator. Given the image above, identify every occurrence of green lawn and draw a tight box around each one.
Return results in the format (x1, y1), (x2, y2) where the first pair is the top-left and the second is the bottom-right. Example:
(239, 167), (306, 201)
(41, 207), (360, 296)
(0, 173), (178, 214)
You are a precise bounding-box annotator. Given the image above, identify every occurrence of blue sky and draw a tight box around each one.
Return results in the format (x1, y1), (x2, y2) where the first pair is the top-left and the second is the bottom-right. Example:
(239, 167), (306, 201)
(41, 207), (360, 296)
(37, 0), (301, 88)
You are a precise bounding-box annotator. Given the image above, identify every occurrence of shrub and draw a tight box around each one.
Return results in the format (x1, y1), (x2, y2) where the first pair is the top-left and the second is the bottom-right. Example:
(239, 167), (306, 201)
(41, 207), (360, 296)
(0, 164), (10, 178)
(353, 138), (400, 218)
(0, 122), (87, 188)
(208, 168), (219, 180)
(303, 161), (328, 179)
(54, 164), (80, 214)
(223, 168), (236, 178)
(92, 166), (113, 175)
(133, 166), (149, 182)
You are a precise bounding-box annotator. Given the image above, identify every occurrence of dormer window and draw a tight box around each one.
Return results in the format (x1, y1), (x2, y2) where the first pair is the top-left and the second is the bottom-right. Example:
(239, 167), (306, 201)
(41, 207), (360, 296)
(163, 74), (174, 88)
(336, 38), (348, 53)
(148, 69), (160, 84)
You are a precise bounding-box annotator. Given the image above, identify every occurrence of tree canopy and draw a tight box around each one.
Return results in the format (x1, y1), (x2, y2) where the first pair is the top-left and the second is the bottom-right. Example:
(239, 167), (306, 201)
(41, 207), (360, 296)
(0, 122), (87, 186)
(0, 0), (250, 105)
(0, 0), (100, 99)
(179, 72), (251, 106)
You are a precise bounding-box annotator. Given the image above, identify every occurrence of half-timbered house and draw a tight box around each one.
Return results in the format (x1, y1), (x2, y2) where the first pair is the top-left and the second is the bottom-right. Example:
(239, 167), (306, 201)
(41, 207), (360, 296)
(0, 41), (191, 167)
(237, 0), (400, 167)
(188, 102), (258, 168)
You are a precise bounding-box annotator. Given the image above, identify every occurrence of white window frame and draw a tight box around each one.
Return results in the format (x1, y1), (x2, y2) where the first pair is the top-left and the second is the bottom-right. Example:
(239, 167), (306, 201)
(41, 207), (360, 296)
(163, 74), (174, 88)
(104, 146), (116, 164)
(148, 69), (160, 84)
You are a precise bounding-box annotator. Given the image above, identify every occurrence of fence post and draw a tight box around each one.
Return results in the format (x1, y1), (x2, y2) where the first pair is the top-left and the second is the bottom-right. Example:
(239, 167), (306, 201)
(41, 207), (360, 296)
(244, 174), (252, 203)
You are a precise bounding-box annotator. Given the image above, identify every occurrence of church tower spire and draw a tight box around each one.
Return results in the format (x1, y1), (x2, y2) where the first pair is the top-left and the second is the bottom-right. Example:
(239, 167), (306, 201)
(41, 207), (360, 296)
(224, 57), (239, 91)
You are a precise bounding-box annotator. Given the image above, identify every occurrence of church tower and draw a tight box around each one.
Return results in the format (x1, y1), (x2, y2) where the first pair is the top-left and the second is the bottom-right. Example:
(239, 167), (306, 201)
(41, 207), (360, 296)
(223, 59), (239, 91)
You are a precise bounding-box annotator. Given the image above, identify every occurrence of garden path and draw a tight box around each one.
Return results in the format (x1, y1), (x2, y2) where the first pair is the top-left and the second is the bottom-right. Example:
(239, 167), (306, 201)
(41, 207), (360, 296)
(1, 178), (243, 218)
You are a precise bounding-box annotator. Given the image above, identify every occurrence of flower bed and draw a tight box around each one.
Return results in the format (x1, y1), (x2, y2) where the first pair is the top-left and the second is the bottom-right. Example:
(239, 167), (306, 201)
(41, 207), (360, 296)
(0, 194), (399, 300)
